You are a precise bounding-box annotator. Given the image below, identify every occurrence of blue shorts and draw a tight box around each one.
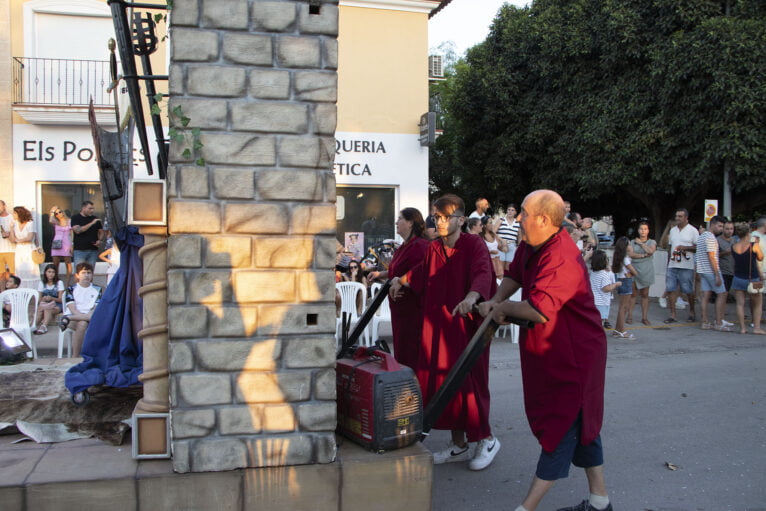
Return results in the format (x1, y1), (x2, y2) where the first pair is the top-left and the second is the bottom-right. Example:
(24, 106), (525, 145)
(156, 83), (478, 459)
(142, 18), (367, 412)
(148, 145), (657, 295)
(732, 276), (762, 292)
(699, 272), (726, 293)
(73, 250), (98, 268)
(536, 414), (604, 481)
(617, 277), (632, 296)
(666, 267), (694, 295)
(596, 304), (610, 320)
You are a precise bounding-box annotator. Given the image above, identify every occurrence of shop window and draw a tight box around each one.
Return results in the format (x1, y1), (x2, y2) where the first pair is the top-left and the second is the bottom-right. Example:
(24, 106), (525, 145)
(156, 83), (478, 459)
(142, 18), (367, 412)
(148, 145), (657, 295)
(39, 182), (104, 260)
(336, 187), (395, 260)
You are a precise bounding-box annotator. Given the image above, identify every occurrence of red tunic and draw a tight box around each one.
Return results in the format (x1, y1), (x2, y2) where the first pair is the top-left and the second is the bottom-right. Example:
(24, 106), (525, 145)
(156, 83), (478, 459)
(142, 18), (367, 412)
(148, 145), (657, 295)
(407, 233), (497, 441)
(387, 236), (429, 370)
(507, 229), (607, 452)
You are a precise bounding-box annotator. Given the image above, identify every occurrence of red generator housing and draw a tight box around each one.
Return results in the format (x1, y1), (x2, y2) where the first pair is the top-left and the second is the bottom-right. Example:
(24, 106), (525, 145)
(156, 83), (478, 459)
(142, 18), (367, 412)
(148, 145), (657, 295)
(336, 348), (423, 451)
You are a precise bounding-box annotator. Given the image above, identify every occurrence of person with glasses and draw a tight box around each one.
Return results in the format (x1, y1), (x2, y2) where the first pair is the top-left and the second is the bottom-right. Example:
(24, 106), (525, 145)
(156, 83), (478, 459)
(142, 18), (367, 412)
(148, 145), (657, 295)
(49, 206), (74, 286)
(342, 259), (367, 314)
(479, 189), (613, 511)
(390, 194), (500, 471)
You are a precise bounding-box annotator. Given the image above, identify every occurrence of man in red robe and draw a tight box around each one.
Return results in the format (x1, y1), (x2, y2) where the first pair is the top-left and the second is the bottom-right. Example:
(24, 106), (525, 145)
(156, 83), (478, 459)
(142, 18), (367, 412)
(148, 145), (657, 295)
(479, 190), (612, 511)
(390, 194), (500, 471)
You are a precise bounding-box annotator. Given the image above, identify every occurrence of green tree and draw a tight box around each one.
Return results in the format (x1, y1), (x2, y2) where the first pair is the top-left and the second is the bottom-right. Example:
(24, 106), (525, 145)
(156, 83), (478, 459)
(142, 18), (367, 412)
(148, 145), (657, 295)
(431, 0), (766, 233)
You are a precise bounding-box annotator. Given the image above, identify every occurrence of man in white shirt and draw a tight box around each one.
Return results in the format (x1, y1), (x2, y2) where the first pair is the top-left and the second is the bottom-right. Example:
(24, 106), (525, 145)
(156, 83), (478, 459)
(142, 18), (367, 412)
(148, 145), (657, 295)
(750, 216), (766, 330)
(62, 262), (102, 357)
(469, 197), (490, 219)
(664, 208), (698, 323)
(0, 200), (16, 290)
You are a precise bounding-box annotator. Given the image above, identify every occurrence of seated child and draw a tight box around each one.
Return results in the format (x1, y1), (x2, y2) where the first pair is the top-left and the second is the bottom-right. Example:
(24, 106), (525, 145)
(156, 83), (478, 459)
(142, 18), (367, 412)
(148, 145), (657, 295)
(61, 262), (102, 357)
(35, 264), (65, 334)
(2, 275), (21, 327)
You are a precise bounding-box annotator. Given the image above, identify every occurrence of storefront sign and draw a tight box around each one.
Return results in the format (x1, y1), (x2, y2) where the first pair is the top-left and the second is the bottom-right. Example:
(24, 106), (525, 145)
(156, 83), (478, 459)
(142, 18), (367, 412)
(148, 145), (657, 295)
(12, 124), (158, 209)
(333, 131), (429, 222)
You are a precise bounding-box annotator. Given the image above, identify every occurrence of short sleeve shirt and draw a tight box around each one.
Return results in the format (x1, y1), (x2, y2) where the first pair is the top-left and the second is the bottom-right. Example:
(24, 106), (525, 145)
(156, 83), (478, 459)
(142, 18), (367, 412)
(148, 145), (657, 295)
(70, 213), (101, 251)
(668, 224), (698, 270)
(695, 231), (718, 274)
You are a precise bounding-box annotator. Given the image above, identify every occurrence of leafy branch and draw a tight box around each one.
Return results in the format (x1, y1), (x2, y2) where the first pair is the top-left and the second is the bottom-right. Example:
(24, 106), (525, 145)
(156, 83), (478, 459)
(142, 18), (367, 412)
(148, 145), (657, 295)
(153, 93), (205, 166)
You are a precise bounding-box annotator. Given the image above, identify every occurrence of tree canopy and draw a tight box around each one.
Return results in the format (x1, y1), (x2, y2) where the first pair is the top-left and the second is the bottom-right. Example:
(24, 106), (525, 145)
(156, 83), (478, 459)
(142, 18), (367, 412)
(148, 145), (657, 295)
(430, 0), (766, 233)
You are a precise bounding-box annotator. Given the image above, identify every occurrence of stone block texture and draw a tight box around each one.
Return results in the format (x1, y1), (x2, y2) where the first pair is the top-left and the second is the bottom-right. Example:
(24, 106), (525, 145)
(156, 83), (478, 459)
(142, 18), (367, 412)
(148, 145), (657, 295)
(169, 0), (338, 472)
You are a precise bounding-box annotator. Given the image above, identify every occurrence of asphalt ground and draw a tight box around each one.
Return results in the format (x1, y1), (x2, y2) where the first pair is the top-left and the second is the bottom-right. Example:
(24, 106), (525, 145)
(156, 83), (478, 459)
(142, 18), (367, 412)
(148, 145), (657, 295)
(425, 300), (766, 511)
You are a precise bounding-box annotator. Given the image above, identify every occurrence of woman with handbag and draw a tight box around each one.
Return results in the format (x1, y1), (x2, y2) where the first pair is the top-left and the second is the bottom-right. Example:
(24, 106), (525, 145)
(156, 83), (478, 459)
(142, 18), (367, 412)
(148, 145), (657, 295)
(49, 206), (73, 286)
(9, 206), (40, 289)
(731, 223), (764, 335)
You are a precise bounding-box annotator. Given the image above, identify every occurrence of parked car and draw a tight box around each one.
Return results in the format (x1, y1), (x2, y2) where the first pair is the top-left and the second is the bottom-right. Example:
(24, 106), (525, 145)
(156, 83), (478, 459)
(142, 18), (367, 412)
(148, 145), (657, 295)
(597, 232), (614, 247)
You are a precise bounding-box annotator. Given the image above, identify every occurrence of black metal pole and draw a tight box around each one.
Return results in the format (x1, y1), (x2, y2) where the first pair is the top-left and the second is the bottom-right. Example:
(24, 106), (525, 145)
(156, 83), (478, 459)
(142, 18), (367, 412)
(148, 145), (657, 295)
(108, 0), (154, 176)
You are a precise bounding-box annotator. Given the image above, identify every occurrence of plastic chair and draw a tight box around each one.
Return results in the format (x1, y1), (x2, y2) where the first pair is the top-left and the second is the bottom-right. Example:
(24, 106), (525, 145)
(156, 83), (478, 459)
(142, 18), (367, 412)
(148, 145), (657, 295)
(0, 288), (39, 358)
(336, 281), (368, 347)
(369, 282), (392, 346)
(57, 296), (74, 358)
(494, 289), (522, 344)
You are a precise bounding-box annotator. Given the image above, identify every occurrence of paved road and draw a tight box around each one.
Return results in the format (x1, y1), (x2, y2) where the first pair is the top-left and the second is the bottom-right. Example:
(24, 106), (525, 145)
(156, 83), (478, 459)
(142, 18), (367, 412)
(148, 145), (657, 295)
(426, 304), (766, 510)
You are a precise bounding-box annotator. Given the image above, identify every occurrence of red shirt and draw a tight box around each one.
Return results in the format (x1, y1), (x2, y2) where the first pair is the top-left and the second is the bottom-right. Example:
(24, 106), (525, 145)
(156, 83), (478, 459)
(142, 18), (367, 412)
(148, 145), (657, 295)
(507, 229), (607, 452)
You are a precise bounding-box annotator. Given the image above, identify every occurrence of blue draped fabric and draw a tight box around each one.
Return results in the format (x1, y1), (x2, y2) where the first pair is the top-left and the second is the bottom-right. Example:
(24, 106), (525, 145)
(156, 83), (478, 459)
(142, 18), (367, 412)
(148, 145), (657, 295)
(65, 226), (144, 395)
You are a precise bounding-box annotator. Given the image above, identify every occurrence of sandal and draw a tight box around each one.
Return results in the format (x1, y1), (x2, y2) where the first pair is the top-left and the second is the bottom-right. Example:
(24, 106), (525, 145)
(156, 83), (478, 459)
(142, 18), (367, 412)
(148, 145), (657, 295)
(34, 326), (47, 335)
(612, 330), (636, 339)
(625, 317), (633, 324)
(687, 315), (696, 322)
(641, 319), (651, 326)
(663, 317), (677, 324)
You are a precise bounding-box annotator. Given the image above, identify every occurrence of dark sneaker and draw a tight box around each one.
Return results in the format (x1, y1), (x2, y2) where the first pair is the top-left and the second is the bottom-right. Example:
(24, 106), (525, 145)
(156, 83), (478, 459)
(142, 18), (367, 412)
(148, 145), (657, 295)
(557, 500), (613, 511)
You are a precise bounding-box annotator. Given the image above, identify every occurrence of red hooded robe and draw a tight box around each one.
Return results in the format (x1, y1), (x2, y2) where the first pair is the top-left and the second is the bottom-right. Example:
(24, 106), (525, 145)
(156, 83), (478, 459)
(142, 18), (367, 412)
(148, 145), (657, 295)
(387, 235), (429, 370)
(506, 229), (607, 452)
(407, 233), (497, 441)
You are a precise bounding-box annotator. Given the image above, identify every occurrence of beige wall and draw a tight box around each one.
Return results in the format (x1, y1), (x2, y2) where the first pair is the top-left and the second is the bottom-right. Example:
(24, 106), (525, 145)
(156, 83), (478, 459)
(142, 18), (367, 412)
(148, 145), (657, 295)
(337, 6), (428, 134)
(8, 0), (167, 126)
(0, 0), (12, 197)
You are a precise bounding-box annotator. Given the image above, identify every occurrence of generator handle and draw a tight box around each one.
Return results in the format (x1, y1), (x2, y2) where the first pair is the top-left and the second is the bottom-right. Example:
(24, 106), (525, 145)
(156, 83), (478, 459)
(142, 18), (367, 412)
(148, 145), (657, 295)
(352, 347), (402, 372)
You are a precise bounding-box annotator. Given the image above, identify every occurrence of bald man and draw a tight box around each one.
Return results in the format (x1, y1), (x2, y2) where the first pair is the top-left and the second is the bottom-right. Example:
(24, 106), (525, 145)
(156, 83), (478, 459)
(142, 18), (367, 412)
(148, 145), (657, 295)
(478, 190), (612, 511)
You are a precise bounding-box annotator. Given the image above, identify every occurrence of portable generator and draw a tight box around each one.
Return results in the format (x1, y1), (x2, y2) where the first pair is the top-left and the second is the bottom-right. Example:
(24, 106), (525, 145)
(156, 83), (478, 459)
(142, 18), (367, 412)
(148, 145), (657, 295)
(336, 347), (423, 451)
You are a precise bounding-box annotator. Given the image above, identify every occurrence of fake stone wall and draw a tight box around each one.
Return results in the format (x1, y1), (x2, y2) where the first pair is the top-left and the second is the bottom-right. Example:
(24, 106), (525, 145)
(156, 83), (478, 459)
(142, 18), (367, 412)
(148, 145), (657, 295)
(167, 0), (339, 473)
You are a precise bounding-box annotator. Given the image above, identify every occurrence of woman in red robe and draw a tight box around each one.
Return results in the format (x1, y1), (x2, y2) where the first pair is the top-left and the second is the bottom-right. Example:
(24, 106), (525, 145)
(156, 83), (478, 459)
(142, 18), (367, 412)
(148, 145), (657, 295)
(369, 207), (429, 369)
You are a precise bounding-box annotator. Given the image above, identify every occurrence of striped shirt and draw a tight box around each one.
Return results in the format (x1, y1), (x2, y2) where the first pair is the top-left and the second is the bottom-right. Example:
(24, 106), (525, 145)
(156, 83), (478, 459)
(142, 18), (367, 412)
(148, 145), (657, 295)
(695, 231), (718, 274)
(589, 270), (615, 306)
(496, 217), (519, 244)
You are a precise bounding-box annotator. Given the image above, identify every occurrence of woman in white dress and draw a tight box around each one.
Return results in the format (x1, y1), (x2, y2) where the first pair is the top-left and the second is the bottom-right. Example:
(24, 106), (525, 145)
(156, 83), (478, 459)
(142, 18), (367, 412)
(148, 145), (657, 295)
(9, 206), (39, 289)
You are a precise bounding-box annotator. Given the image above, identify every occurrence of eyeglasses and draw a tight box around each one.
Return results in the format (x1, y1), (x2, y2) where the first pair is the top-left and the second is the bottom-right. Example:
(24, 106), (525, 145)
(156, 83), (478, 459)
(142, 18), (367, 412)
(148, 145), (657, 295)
(434, 214), (462, 223)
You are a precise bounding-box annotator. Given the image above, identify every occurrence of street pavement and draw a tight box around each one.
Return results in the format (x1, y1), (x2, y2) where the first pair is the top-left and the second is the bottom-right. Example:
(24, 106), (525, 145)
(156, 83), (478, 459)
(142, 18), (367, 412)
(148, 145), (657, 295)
(425, 300), (766, 510)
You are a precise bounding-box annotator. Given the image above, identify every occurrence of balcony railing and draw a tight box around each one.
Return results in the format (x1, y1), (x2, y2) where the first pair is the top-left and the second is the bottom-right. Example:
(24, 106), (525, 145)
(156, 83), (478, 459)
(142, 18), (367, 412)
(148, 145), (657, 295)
(12, 57), (112, 107)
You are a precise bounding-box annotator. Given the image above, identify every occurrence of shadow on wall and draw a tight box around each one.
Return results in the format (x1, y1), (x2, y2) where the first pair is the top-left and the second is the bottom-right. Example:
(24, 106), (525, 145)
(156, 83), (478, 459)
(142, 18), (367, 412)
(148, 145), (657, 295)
(168, 233), (338, 475)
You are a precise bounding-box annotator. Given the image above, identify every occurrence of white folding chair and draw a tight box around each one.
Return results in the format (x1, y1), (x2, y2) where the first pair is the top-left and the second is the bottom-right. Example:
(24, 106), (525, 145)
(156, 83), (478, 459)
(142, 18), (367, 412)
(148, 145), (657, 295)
(494, 289), (522, 343)
(335, 281), (369, 347)
(369, 282), (392, 346)
(58, 296), (74, 358)
(0, 288), (39, 358)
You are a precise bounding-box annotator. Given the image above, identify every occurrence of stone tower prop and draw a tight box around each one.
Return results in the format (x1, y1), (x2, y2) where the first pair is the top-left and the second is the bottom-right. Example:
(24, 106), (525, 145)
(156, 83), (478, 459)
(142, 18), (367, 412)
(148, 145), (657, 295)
(167, 0), (339, 473)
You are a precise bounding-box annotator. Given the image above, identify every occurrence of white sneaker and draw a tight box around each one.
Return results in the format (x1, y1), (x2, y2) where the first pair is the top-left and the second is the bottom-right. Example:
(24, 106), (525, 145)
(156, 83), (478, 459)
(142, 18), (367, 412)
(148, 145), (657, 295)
(676, 298), (687, 309)
(658, 296), (667, 309)
(721, 319), (734, 328)
(432, 442), (472, 465)
(469, 436), (500, 471)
